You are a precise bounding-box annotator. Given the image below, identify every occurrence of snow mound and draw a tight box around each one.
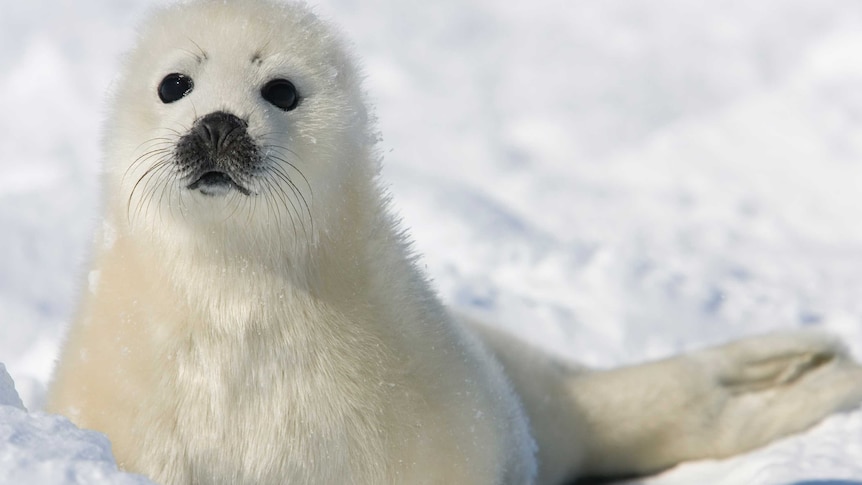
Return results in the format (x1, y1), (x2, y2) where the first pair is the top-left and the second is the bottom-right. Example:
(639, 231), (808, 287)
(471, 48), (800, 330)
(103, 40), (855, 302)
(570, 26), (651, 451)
(0, 364), (23, 410)
(0, 363), (153, 485)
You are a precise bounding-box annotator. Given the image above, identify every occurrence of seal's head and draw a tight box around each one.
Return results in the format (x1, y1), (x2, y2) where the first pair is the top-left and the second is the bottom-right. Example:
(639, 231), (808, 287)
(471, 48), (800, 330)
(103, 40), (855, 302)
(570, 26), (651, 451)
(105, 0), (375, 259)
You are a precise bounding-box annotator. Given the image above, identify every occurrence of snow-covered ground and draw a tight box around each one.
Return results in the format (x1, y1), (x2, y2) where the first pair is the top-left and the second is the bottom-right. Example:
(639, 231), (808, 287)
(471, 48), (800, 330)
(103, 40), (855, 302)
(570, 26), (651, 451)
(3, 0), (862, 483)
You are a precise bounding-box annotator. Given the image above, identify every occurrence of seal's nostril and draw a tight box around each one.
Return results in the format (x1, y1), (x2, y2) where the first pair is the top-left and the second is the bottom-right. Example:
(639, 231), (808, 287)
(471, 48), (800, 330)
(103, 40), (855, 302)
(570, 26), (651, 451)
(195, 111), (247, 150)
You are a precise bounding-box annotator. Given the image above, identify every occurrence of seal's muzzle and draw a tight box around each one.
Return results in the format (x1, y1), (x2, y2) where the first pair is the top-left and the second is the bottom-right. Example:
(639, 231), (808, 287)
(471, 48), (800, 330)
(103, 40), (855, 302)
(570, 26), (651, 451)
(175, 111), (258, 196)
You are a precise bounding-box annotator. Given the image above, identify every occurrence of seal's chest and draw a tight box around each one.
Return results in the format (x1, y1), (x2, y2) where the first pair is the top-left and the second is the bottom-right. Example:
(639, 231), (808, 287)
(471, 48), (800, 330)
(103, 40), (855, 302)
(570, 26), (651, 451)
(154, 340), (394, 484)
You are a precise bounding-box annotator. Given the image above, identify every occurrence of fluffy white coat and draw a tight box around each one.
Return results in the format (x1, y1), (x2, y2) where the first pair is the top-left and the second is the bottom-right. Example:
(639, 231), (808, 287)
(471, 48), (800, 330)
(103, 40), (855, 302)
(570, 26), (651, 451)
(48, 1), (862, 484)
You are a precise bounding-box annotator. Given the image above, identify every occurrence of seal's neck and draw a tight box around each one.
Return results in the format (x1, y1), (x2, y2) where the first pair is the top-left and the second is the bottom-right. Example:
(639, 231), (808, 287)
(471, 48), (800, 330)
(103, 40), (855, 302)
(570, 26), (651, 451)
(103, 174), (413, 335)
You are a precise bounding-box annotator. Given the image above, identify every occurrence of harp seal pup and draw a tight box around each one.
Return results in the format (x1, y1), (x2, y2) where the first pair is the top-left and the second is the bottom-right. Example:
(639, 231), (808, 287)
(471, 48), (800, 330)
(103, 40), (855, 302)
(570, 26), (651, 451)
(47, 0), (862, 483)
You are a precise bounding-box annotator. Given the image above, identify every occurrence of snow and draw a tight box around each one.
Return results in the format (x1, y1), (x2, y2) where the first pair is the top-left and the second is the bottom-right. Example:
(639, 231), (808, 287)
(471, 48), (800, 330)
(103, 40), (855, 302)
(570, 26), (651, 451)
(2, 0), (862, 483)
(0, 365), (153, 484)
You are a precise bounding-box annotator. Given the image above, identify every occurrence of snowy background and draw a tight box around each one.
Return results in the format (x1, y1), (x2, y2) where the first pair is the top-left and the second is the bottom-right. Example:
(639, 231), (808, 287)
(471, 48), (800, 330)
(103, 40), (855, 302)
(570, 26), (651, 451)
(3, 0), (862, 483)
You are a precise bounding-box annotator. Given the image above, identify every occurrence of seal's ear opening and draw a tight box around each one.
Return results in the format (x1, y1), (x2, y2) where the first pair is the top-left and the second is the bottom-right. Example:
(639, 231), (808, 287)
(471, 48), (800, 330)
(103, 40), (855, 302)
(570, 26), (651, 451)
(261, 79), (300, 111)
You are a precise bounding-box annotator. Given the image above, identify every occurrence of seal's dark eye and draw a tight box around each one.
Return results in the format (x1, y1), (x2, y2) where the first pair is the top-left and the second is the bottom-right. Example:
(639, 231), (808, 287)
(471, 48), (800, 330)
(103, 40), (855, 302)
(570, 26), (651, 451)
(158, 73), (194, 104)
(261, 79), (299, 111)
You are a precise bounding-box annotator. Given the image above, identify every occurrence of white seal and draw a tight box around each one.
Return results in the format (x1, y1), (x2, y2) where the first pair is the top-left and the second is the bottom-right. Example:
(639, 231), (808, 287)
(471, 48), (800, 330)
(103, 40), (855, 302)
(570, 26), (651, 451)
(48, 1), (862, 483)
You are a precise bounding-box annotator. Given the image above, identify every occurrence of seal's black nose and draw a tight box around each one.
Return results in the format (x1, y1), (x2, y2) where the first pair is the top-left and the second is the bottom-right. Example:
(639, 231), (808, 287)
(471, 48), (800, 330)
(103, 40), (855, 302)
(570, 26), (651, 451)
(195, 111), (248, 150)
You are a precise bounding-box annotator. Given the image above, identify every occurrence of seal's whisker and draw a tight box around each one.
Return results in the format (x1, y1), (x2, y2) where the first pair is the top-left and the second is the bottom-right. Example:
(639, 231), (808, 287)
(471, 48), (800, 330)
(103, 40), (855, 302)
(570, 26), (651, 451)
(127, 156), (171, 225)
(267, 152), (313, 202)
(164, 165), (182, 226)
(266, 165), (309, 241)
(123, 146), (173, 188)
(263, 143), (314, 197)
(130, 133), (178, 152)
(139, 160), (173, 226)
(267, 162), (309, 214)
(245, 182), (259, 229)
(263, 171), (300, 243)
(224, 189), (245, 222)
(265, 148), (314, 231)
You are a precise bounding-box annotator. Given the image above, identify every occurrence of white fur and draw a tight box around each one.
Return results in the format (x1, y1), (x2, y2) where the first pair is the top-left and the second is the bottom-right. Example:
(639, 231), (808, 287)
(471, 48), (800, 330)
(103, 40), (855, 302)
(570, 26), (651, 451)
(48, 1), (862, 484)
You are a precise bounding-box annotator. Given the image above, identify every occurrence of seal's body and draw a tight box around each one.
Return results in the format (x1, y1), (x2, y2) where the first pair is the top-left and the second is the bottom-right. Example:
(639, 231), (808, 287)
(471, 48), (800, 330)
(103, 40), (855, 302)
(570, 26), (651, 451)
(48, 1), (862, 483)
